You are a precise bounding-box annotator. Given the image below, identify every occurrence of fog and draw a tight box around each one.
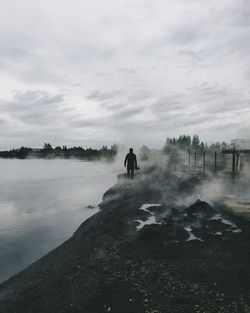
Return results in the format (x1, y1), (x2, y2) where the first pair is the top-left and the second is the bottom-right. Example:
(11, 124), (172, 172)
(116, 147), (250, 220)
(0, 159), (120, 282)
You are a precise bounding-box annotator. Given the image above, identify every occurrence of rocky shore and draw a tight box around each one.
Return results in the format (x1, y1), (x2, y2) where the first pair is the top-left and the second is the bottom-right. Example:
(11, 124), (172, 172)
(0, 167), (249, 313)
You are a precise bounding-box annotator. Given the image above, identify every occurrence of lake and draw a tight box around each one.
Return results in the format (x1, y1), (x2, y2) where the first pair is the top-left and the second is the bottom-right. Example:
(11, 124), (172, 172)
(0, 159), (119, 283)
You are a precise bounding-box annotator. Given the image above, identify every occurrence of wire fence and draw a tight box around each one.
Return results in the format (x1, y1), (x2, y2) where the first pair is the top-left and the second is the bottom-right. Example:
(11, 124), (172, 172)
(185, 150), (250, 176)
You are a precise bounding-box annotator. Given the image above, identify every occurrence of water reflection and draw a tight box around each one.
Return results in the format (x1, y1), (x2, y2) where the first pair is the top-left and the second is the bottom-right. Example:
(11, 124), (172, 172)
(0, 159), (118, 282)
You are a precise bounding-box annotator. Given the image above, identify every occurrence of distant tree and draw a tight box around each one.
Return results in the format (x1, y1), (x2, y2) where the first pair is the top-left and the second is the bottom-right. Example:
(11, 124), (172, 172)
(192, 134), (200, 149)
(43, 143), (53, 151)
(0, 143), (116, 160)
(178, 135), (191, 149)
(140, 145), (150, 160)
(221, 142), (229, 150)
(54, 146), (62, 157)
(209, 142), (221, 150)
(164, 134), (230, 153)
(17, 147), (32, 159)
(111, 143), (119, 152)
(164, 134), (192, 152)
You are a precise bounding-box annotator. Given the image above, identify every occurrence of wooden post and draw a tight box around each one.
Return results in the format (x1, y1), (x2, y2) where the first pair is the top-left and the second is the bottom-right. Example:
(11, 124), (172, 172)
(214, 151), (217, 174)
(188, 149), (191, 170)
(236, 152), (240, 173)
(232, 146), (236, 177)
(194, 151), (197, 172)
(203, 151), (206, 176)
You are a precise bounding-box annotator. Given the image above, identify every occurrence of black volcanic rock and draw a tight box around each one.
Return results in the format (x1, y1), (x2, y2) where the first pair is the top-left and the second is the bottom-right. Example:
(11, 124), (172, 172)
(0, 169), (249, 313)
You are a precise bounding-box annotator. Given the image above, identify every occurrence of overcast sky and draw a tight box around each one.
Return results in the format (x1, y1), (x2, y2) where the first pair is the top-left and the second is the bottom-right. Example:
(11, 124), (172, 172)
(0, 0), (249, 149)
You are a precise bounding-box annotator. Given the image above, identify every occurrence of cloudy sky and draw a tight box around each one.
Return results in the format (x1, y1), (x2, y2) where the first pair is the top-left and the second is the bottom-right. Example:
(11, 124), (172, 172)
(0, 0), (249, 149)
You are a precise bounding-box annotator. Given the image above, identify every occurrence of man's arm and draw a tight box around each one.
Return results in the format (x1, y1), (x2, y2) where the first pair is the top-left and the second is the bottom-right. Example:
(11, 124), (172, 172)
(134, 155), (137, 168)
(124, 155), (128, 167)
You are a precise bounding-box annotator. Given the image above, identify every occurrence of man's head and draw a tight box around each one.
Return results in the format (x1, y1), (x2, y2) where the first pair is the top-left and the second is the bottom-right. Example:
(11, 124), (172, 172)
(129, 148), (133, 153)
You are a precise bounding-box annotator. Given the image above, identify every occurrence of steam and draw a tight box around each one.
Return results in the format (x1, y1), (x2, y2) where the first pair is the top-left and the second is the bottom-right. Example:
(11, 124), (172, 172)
(107, 145), (250, 220)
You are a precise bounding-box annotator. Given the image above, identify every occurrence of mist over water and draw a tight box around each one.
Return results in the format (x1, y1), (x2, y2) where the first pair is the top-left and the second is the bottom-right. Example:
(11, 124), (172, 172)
(0, 159), (119, 283)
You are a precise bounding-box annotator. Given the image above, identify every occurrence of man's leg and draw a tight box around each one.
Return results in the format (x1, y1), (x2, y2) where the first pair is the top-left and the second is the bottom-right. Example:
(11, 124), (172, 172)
(131, 168), (134, 179)
(127, 167), (130, 178)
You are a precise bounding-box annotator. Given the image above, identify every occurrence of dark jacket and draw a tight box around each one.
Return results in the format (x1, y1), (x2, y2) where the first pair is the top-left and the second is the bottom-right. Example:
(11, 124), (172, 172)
(124, 153), (137, 168)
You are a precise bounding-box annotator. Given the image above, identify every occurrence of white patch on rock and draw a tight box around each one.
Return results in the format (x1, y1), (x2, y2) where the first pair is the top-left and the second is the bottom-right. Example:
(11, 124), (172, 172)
(135, 216), (161, 231)
(210, 213), (242, 233)
(221, 218), (237, 227)
(233, 229), (242, 233)
(104, 305), (111, 312)
(210, 213), (222, 221)
(135, 204), (162, 231)
(184, 226), (203, 242)
(139, 204), (162, 213)
(215, 232), (222, 235)
(210, 214), (236, 227)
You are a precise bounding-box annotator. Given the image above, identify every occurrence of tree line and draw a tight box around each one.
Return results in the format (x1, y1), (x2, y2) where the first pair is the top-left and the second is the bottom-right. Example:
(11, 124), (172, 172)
(0, 135), (231, 160)
(0, 143), (118, 160)
(163, 134), (230, 152)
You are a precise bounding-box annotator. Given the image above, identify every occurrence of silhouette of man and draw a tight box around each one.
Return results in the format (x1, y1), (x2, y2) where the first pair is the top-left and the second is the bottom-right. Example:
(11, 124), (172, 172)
(124, 148), (137, 179)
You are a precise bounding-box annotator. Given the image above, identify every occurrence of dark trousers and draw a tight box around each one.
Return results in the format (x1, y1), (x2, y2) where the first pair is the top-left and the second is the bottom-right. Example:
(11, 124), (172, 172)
(127, 166), (134, 179)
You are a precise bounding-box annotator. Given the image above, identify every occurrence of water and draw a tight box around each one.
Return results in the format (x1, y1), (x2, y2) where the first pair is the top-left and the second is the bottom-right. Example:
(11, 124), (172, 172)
(0, 159), (119, 283)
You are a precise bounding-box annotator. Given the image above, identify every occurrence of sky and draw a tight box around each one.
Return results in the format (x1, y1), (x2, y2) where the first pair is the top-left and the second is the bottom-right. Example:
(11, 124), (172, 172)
(0, 0), (249, 149)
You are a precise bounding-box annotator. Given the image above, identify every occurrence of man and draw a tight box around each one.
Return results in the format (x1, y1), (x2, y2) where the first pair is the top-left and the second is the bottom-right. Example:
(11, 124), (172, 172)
(124, 148), (137, 179)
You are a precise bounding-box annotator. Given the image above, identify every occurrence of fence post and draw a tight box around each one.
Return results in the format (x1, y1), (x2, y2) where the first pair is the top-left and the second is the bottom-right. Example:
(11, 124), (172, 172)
(203, 151), (206, 177)
(236, 152), (240, 173)
(194, 151), (197, 172)
(214, 151), (217, 174)
(232, 146), (236, 177)
(188, 149), (191, 170)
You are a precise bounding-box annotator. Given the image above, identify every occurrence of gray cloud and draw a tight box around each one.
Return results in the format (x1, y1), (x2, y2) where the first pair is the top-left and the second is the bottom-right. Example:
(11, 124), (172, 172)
(167, 22), (208, 47)
(87, 90), (122, 102)
(224, 0), (250, 27)
(188, 83), (250, 114)
(0, 90), (67, 126)
(0, 0), (249, 148)
(71, 118), (106, 129)
(13, 90), (64, 106)
(111, 105), (145, 119)
(0, 118), (7, 125)
(152, 95), (187, 113)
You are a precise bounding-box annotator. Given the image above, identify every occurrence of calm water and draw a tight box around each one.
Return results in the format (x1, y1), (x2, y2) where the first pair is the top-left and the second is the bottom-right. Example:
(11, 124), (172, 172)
(0, 159), (119, 283)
